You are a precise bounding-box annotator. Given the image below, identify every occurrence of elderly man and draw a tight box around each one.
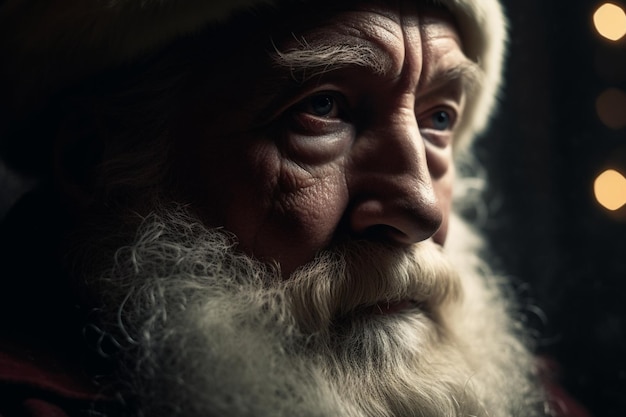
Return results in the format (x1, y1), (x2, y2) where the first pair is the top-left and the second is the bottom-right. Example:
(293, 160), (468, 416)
(0, 0), (572, 416)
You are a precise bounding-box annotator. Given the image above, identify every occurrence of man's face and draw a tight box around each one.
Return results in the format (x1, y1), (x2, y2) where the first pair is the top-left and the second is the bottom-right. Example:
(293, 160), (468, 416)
(76, 4), (548, 414)
(172, 2), (476, 276)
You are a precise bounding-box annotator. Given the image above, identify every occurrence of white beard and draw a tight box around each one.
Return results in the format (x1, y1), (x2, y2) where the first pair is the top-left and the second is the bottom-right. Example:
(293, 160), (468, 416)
(87, 208), (548, 417)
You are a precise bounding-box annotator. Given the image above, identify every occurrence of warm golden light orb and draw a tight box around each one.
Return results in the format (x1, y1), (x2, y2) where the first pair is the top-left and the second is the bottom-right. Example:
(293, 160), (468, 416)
(593, 3), (626, 41)
(594, 169), (626, 210)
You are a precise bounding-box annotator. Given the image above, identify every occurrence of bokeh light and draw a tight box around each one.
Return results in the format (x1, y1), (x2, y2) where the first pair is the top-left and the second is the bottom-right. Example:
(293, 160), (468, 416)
(594, 169), (626, 210)
(596, 88), (626, 129)
(593, 3), (626, 41)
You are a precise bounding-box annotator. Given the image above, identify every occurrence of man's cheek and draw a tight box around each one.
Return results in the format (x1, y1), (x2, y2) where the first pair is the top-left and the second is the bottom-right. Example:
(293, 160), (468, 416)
(283, 125), (354, 165)
(273, 168), (348, 237)
(249, 174), (348, 272)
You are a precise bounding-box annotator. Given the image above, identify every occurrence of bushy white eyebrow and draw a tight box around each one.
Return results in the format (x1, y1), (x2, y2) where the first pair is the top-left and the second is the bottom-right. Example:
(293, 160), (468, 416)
(271, 36), (392, 83)
(422, 60), (484, 96)
(270, 36), (483, 97)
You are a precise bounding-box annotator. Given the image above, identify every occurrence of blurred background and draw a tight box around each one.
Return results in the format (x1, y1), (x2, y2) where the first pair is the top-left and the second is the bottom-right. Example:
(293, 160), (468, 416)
(480, 0), (626, 416)
(1, 0), (625, 416)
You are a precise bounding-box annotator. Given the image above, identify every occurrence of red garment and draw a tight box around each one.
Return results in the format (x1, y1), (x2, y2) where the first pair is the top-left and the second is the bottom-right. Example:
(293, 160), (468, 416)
(0, 342), (114, 417)
(1, 345), (593, 417)
(540, 356), (592, 417)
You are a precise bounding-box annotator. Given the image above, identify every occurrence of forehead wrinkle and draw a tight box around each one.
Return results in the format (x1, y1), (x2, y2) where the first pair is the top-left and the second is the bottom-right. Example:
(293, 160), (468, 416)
(413, 13), (481, 95)
(347, 9), (406, 78)
(269, 11), (409, 83)
(395, 9), (424, 88)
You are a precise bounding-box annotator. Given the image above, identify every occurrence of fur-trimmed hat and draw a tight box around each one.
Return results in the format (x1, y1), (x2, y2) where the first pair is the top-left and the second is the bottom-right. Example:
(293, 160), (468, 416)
(0, 0), (506, 174)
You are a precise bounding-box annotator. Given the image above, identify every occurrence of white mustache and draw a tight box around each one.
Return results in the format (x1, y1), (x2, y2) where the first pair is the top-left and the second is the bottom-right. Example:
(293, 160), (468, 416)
(84, 209), (544, 417)
(284, 240), (462, 334)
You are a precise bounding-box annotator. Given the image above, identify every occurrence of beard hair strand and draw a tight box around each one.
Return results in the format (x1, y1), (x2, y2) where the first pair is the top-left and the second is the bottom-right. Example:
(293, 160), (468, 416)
(80, 206), (549, 417)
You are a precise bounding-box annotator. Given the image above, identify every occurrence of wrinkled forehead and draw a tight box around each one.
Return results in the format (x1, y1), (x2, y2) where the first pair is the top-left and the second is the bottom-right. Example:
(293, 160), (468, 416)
(261, 3), (473, 93)
(195, 0), (467, 82)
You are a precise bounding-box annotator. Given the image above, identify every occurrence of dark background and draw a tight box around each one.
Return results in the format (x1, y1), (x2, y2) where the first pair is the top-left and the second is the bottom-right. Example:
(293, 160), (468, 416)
(1, 0), (625, 416)
(480, 0), (626, 416)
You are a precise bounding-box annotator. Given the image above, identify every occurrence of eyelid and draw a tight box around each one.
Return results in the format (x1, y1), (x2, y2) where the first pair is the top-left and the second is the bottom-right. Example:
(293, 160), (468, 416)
(294, 90), (346, 118)
(415, 86), (463, 116)
(418, 106), (458, 130)
(285, 89), (354, 138)
(417, 104), (460, 149)
(254, 83), (352, 128)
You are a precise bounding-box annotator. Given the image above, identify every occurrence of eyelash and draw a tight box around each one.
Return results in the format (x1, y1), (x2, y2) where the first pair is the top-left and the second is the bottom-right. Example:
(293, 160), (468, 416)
(285, 90), (458, 143)
(419, 108), (457, 132)
(294, 91), (347, 119)
(284, 90), (351, 136)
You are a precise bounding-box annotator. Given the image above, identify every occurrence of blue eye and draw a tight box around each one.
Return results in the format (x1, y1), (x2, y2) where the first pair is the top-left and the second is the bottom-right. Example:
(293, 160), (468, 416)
(431, 110), (452, 130)
(288, 91), (349, 136)
(308, 94), (335, 117)
(296, 92), (342, 118)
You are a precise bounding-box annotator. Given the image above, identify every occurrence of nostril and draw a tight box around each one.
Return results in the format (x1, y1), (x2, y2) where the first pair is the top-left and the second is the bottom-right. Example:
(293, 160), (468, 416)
(359, 224), (411, 245)
(349, 197), (443, 245)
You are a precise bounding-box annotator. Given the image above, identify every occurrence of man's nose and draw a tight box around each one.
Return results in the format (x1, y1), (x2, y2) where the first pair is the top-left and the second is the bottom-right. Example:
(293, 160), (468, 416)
(347, 112), (442, 245)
